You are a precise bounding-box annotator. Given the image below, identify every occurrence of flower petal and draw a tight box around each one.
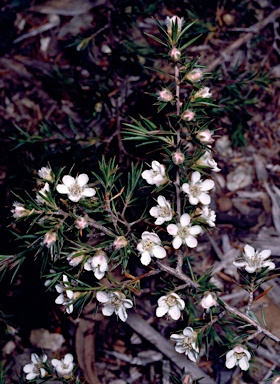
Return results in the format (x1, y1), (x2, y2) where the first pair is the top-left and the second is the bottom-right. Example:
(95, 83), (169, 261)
(94, 269), (105, 280)
(23, 364), (34, 373)
(182, 183), (190, 194)
(191, 171), (201, 184)
(26, 372), (38, 380)
(188, 350), (198, 362)
(170, 334), (185, 341)
(77, 173), (89, 187)
(140, 251), (151, 266)
(169, 305), (181, 320)
(259, 249), (271, 260)
(150, 206), (159, 217)
(189, 225), (202, 235)
(56, 184), (69, 194)
(244, 244), (255, 259)
(96, 291), (109, 303)
(157, 195), (167, 206)
(152, 245), (166, 259)
(102, 304), (115, 316)
(225, 354), (236, 369)
(239, 356), (249, 371)
(117, 305), (128, 322)
(185, 235), (198, 248)
(200, 179), (215, 191)
(123, 299), (133, 308)
(180, 213), (190, 226)
(55, 294), (65, 305)
(64, 354), (74, 364)
(175, 345), (186, 354)
(82, 187), (96, 197)
(189, 195), (199, 205)
(173, 236), (182, 249)
(183, 327), (194, 336)
(68, 194), (81, 202)
(167, 224), (178, 236)
(198, 192), (211, 205)
(62, 175), (75, 187)
(156, 305), (169, 317)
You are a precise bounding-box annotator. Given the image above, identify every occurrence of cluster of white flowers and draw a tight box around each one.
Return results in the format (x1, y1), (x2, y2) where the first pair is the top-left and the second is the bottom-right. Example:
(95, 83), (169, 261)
(96, 291), (133, 322)
(23, 353), (75, 381)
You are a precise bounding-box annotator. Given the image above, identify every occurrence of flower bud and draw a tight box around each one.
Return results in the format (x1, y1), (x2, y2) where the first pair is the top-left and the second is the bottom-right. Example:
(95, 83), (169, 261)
(170, 47), (181, 62)
(43, 232), (57, 248)
(114, 236), (128, 249)
(196, 129), (214, 143)
(182, 373), (193, 384)
(11, 202), (30, 218)
(172, 150), (185, 165)
(186, 68), (203, 83)
(272, 376), (280, 384)
(67, 252), (86, 266)
(166, 16), (183, 38)
(181, 109), (195, 122)
(38, 166), (54, 182)
(192, 87), (212, 100)
(75, 216), (89, 229)
(157, 89), (173, 102)
(201, 292), (217, 310)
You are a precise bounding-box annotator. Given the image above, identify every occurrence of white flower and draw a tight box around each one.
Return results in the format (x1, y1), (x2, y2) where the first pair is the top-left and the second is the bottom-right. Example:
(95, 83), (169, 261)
(137, 231), (167, 265)
(23, 353), (47, 380)
(201, 292), (217, 311)
(84, 251), (109, 279)
(186, 68), (203, 83)
(55, 275), (74, 314)
(43, 231), (57, 248)
(150, 196), (172, 225)
(38, 166), (54, 182)
(36, 182), (50, 203)
(225, 345), (251, 371)
(157, 88), (173, 102)
(192, 87), (212, 100)
(167, 214), (202, 249)
(170, 327), (199, 362)
(182, 171), (215, 205)
(51, 353), (74, 379)
(233, 244), (275, 273)
(96, 291), (133, 322)
(156, 292), (185, 320)
(181, 109), (195, 122)
(141, 161), (167, 186)
(56, 173), (96, 202)
(195, 151), (221, 172)
(166, 15), (184, 37)
(11, 202), (30, 218)
(195, 206), (216, 227)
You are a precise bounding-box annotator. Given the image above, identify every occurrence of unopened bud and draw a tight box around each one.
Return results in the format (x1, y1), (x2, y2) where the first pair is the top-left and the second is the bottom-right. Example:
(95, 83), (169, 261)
(186, 68), (203, 83)
(201, 292), (217, 310)
(38, 166), (54, 182)
(196, 129), (214, 143)
(181, 109), (195, 122)
(43, 232), (57, 248)
(157, 89), (173, 102)
(182, 373), (193, 384)
(166, 16), (183, 39)
(67, 252), (86, 266)
(114, 236), (128, 249)
(75, 216), (89, 229)
(172, 150), (185, 165)
(170, 47), (181, 61)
